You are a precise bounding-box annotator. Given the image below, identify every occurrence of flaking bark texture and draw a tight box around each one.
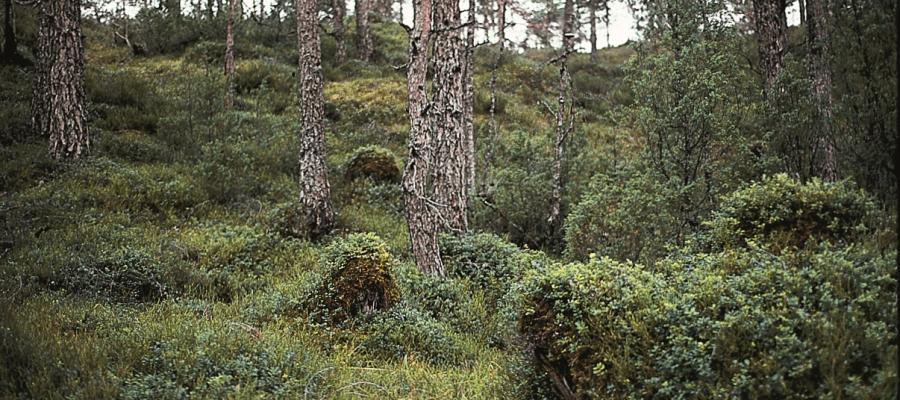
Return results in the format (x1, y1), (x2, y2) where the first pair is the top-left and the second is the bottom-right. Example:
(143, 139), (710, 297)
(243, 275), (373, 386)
(430, 0), (469, 235)
(402, 0), (444, 275)
(224, 0), (236, 110)
(34, 0), (88, 159)
(332, 0), (347, 63)
(296, 0), (336, 238)
(355, 0), (373, 61)
(751, 0), (788, 97)
(807, 0), (837, 181)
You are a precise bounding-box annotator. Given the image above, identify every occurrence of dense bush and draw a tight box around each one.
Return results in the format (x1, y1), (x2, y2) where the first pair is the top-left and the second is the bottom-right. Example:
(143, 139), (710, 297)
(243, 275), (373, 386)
(705, 174), (875, 251)
(96, 130), (170, 163)
(344, 145), (401, 184)
(564, 170), (678, 264)
(55, 248), (170, 303)
(361, 303), (468, 365)
(439, 233), (521, 289)
(305, 233), (401, 324)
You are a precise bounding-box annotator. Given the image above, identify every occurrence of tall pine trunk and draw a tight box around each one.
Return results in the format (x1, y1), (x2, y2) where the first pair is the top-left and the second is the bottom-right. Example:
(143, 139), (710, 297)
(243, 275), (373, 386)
(332, 0), (347, 63)
(402, 0), (443, 274)
(463, 0), (475, 193)
(2, 0), (20, 62)
(807, 0), (837, 181)
(355, 0), (373, 60)
(224, 0), (236, 110)
(34, 0), (88, 159)
(431, 0), (468, 235)
(589, 0), (597, 62)
(548, 0), (574, 235)
(484, 0), (504, 195)
(296, 0), (336, 238)
(751, 0), (788, 97)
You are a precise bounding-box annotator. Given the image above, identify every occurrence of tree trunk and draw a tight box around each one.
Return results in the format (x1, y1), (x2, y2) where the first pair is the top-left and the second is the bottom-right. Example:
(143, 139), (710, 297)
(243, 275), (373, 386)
(332, 0), (347, 63)
(402, 0), (443, 275)
(588, 0), (597, 62)
(224, 0), (236, 110)
(2, 0), (20, 62)
(483, 0), (504, 195)
(296, 0), (336, 238)
(798, 0), (806, 24)
(548, 0), (574, 236)
(36, 0), (88, 159)
(463, 0), (475, 193)
(430, 0), (468, 234)
(751, 0), (788, 97)
(355, 0), (373, 61)
(807, 0), (836, 181)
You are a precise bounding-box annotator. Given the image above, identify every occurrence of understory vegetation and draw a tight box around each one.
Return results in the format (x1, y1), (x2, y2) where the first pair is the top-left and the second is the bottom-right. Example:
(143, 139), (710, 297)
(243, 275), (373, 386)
(0, 4), (897, 399)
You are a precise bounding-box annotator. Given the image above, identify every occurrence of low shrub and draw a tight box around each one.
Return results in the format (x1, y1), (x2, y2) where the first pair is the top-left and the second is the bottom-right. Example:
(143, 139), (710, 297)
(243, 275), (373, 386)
(96, 130), (170, 163)
(706, 173), (875, 251)
(305, 233), (400, 324)
(439, 233), (521, 290)
(343, 145), (401, 184)
(361, 303), (468, 365)
(56, 248), (170, 303)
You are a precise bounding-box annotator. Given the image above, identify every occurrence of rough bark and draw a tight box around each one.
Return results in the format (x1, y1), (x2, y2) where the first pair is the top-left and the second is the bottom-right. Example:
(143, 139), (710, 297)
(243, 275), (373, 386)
(463, 0), (475, 193)
(798, 0), (806, 24)
(430, 0), (468, 234)
(296, 0), (336, 238)
(355, 0), (373, 61)
(332, 0), (347, 63)
(548, 0), (574, 235)
(31, 2), (51, 136)
(402, 0), (443, 275)
(751, 0), (788, 97)
(34, 0), (88, 159)
(807, 0), (837, 181)
(224, 0), (236, 110)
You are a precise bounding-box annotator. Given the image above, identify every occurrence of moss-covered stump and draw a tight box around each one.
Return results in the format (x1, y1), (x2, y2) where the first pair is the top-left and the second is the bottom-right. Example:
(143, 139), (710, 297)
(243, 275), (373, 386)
(344, 145), (401, 184)
(307, 233), (400, 324)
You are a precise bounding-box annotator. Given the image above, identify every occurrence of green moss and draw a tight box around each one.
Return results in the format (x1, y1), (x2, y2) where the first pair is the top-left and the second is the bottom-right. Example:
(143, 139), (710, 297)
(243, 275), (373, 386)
(344, 145), (401, 184)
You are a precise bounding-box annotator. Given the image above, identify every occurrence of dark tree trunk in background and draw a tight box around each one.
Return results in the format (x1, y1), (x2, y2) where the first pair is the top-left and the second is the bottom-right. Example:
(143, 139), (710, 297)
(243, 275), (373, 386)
(798, 0), (806, 24)
(33, 0), (88, 159)
(431, 0), (468, 234)
(224, 0), (236, 110)
(356, 0), (373, 60)
(332, 0), (347, 63)
(463, 0), (475, 193)
(547, 0), (574, 235)
(751, 0), (788, 97)
(403, 0), (443, 275)
(807, 0), (837, 181)
(483, 0), (505, 195)
(2, 0), (21, 62)
(589, 0), (597, 62)
(296, 0), (336, 238)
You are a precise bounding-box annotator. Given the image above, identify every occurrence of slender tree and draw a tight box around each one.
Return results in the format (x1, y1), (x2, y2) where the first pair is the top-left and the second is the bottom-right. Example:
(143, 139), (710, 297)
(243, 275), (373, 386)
(547, 0), (575, 235)
(751, 0), (788, 96)
(356, 0), (373, 60)
(430, 0), (469, 234)
(463, 0), (476, 193)
(588, 0), (597, 61)
(296, 0), (336, 237)
(483, 0), (505, 195)
(224, 0), (236, 110)
(806, 0), (836, 180)
(32, 0), (88, 158)
(402, 0), (444, 274)
(2, 0), (23, 62)
(332, 0), (347, 63)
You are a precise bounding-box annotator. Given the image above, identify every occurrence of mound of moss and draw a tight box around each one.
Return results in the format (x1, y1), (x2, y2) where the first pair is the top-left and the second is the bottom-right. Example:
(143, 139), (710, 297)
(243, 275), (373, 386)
(344, 145), (401, 184)
(306, 233), (401, 324)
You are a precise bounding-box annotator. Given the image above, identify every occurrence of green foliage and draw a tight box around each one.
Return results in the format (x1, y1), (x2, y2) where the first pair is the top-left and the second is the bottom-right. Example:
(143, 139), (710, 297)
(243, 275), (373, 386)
(86, 67), (160, 132)
(305, 233), (401, 325)
(361, 303), (468, 365)
(564, 169), (678, 264)
(56, 248), (170, 303)
(706, 174), (875, 251)
(96, 130), (170, 163)
(439, 232), (522, 290)
(344, 145), (401, 184)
